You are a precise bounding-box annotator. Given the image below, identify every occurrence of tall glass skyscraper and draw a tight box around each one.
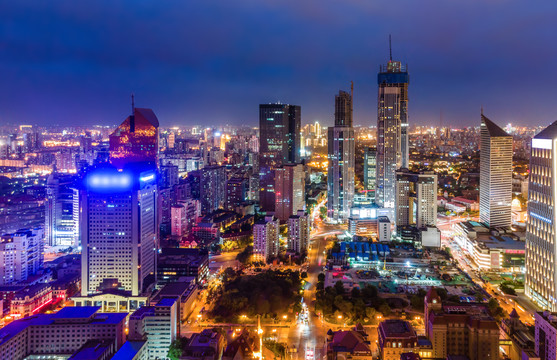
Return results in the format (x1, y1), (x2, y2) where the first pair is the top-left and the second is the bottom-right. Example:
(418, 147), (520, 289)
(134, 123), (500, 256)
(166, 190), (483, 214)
(327, 88), (355, 221)
(376, 59), (409, 209)
(526, 121), (557, 310)
(479, 114), (513, 228)
(258, 103), (301, 212)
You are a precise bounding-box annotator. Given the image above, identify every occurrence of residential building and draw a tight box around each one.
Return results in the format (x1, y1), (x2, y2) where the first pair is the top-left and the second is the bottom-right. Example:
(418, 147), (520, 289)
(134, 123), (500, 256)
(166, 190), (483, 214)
(395, 169), (437, 228)
(288, 211), (310, 254)
(171, 204), (187, 237)
(200, 165), (226, 215)
(479, 114), (513, 228)
(78, 164), (158, 297)
(376, 57), (409, 209)
(275, 163), (305, 222)
(253, 215), (279, 261)
(325, 326), (372, 360)
(226, 176), (248, 211)
(129, 298), (178, 360)
(0, 228), (44, 285)
(327, 87), (355, 221)
(363, 147), (377, 192)
(259, 103), (301, 212)
(526, 120), (557, 311)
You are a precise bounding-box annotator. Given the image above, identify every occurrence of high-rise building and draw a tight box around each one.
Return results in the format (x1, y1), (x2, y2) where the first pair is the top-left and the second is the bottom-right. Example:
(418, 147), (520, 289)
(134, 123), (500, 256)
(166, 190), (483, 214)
(395, 169), (437, 228)
(200, 165), (226, 215)
(288, 210), (310, 254)
(327, 88), (355, 221)
(275, 164), (305, 222)
(129, 298), (178, 360)
(0, 228), (44, 286)
(363, 147), (377, 192)
(226, 176), (248, 211)
(160, 162), (179, 189)
(376, 56), (409, 209)
(109, 107), (159, 169)
(171, 204), (187, 237)
(78, 165), (158, 297)
(479, 114), (513, 228)
(534, 310), (557, 360)
(253, 215), (279, 260)
(45, 174), (78, 247)
(258, 103), (301, 212)
(526, 121), (557, 311)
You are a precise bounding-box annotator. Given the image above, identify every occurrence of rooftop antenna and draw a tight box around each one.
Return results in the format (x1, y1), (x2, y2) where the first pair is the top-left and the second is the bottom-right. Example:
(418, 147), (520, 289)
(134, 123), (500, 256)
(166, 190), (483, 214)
(130, 93), (136, 132)
(389, 34), (392, 62)
(131, 93), (135, 115)
(481, 105), (484, 116)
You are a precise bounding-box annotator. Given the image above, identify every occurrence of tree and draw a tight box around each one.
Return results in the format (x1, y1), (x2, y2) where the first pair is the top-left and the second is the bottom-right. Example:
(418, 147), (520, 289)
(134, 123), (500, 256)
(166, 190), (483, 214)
(318, 273), (326, 282)
(301, 271), (308, 279)
(334, 281), (345, 295)
(168, 337), (188, 360)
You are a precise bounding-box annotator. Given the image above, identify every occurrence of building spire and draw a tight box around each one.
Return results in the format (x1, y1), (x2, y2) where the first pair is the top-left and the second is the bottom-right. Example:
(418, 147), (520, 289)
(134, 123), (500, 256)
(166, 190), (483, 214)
(131, 93), (135, 115)
(481, 105), (484, 116)
(389, 34), (392, 62)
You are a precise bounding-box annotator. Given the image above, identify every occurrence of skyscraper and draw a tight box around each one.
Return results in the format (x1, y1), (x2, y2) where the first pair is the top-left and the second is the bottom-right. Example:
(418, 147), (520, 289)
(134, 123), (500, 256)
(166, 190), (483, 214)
(479, 114), (513, 228)
(376, 53), (409, 209)
(79, 164), (158, 296)
(258, 104), (301, 212)
(45, 174), (78, 247)
(109, 106), (159, 169)
(275, 163), (305, 222)
(363, 147), (377, 192)
(526, 121), (557, 311)
(200, 165), (226, 215)
(327, 88), (355, 221)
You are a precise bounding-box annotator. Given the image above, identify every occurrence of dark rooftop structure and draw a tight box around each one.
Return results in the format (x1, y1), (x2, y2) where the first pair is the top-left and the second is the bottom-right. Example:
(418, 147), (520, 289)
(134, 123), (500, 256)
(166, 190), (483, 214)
(481, 114), (511, 137)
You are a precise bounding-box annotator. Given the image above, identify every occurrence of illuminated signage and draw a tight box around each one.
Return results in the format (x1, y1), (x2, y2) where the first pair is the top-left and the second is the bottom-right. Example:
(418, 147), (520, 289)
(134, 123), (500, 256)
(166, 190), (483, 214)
(87, 171), (132, 191)
(140, 173), (155, 182)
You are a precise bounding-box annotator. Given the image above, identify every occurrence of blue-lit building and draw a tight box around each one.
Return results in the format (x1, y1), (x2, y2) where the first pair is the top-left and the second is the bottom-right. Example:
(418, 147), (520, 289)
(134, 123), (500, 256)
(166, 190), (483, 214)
(78, 164), (158, 297)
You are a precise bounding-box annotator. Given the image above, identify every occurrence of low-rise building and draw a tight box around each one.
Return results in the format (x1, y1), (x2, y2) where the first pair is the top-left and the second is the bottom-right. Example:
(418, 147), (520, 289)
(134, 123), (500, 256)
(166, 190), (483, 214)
(183, 328), (227, 360)
(0, 306), (126, 360)
(325, 326), (372, 360)
(150, 280), (199, 324)
(10, 283), (52, 318)
(500, 309), (535, 360)
(157, 247), (209, 285)
(377, 320), (418, 360)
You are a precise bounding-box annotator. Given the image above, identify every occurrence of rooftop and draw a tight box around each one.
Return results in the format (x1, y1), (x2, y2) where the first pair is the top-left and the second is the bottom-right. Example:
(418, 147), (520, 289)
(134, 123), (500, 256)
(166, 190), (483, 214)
(481, 114), (510, 137)
(111, 341), (147, 360)
(378, 320), (416, 338)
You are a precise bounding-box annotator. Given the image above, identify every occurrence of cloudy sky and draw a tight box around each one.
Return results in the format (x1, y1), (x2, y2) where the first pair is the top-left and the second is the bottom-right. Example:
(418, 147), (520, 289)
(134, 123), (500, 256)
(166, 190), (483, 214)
(1, 1), (556, 127)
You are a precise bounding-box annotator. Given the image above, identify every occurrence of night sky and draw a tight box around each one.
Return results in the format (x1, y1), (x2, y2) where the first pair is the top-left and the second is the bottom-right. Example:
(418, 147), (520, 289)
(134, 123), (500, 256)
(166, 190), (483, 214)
(1, 1), (556, 128)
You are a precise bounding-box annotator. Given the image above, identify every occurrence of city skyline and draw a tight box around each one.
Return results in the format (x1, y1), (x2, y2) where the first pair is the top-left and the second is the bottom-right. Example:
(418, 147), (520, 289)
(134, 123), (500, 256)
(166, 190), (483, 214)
(1, 2), (557, 127)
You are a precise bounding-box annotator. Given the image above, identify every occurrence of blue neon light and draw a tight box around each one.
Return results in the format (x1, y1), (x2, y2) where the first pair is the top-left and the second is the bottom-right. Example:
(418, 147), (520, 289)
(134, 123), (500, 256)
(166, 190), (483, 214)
(87, 172), (132, 190)
(530, 212), (552, 224)
(140, 174), (155, 182)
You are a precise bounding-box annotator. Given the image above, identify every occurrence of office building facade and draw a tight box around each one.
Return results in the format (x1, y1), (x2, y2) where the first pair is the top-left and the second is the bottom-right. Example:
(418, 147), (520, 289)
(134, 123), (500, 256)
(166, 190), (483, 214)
(479, 114), (513, 228)
(327, 89), (355, 221)
(258, 103), (301, 212)
(526, 121), (557, 311)
(79, 165), (158, 297)
(376, 59), (409, 209)
(45, 173), (77, 247)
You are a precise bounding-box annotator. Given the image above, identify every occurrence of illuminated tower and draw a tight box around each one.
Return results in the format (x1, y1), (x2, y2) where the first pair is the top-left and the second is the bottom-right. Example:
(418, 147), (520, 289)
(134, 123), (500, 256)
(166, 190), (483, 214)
(525, 121), (557, 310)
(109, 104), (159, 169)
(479, 114), (513, 228)
(363, 147), (377, 192)
(327, 87), (355, 221)
(258, 104), (301, 212)
(376, 42), (409, 209)
(79, 164), (158, 296)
